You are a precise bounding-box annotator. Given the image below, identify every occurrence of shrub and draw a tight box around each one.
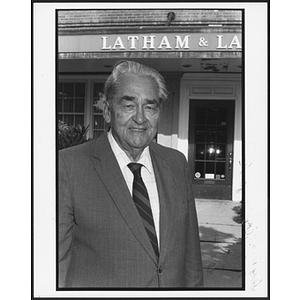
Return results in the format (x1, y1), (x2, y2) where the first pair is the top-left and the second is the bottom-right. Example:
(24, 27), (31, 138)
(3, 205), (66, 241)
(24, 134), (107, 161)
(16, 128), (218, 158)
(58, 121), (90, 150)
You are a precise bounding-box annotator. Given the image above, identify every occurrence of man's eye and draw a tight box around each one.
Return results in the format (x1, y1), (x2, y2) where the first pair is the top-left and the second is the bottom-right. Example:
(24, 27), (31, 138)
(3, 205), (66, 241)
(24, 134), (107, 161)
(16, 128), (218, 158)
(124, 104), (134, 109)
(123, 104), (136, 112)
(145, 105), (159, 112)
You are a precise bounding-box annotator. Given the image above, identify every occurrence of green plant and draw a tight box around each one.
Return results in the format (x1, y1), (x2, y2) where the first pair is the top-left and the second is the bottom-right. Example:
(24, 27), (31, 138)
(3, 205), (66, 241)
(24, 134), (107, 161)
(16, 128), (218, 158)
(58, 120), (90, 150)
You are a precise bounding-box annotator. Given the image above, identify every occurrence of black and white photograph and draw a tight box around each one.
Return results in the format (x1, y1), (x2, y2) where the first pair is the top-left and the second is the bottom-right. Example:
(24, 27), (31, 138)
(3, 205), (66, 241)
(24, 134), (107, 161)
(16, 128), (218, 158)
(31, 1), (269, 299)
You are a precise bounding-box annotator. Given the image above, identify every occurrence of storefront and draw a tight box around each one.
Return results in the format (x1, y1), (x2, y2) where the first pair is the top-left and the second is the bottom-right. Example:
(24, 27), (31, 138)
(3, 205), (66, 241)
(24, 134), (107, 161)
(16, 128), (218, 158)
(58, 9), (242, 201)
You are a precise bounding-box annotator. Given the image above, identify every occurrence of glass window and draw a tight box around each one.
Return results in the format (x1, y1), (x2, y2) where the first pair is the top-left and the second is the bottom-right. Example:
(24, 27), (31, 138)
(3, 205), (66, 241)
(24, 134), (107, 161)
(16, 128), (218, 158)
(192, 105), (228, 180)
(196, 144), (205, 160)
(195, 125), (205, 142)
(58, 82), (85, 126)
(206, 144), (216, 161)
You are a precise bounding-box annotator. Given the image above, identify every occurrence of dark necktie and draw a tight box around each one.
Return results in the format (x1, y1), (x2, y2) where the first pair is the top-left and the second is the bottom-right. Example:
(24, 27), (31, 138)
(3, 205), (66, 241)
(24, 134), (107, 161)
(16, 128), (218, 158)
(127, 163), (159, 260)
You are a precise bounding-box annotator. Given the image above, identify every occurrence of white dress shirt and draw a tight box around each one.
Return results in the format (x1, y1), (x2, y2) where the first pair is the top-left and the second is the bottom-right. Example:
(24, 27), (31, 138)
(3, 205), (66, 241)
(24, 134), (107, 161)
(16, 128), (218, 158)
(107, 131), (160, 247)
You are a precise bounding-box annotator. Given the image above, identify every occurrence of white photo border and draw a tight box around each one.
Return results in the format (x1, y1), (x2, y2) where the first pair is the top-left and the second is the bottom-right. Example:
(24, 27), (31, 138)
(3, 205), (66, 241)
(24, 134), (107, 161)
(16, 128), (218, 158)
(33, 1), (269, 299)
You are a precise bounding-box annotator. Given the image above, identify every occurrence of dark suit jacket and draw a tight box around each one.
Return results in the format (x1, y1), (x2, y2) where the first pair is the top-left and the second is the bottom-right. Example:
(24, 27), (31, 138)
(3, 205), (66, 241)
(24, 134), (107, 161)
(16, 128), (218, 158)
(58, 133), (203, 288)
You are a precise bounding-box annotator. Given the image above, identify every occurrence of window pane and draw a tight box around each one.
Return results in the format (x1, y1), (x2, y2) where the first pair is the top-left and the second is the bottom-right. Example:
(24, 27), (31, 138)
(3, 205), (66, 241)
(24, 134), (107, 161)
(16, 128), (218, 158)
(62, 115), (73, 126)
(216, 163), (226, 179)
(195, 108), (206, 125)
(216, 144), (226, 160)
(58, 97), (62, 112)
(75, 115), (84, 126)
(196, 144), (205, 160)
(75, 98), (85, 112)
(217, 108), (227, 124)
(206, 162), (215, 174)
(63, 83), (74, 98)
(206, 126), (216, 143)
(94, 115), (105, 130)
(206, 144), (215, 161)
(58, 82), (63, 95)
(195, 125), (205, 142)
(216, 126), (227, 143)
(93, 82), (104, 97)
(75, 82), (85, 97)
(207, 108), (217, 124)
(63, 99), (73, 112)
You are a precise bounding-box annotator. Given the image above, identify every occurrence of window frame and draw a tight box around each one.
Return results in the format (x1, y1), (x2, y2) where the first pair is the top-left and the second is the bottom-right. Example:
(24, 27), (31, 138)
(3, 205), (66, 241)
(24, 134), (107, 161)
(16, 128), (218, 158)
(58, 75), (108, 139)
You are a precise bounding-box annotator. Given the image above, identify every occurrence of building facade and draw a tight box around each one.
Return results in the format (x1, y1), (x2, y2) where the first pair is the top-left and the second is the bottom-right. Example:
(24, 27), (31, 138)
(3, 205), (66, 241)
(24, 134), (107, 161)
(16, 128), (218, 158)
(58, 9), (243, 201)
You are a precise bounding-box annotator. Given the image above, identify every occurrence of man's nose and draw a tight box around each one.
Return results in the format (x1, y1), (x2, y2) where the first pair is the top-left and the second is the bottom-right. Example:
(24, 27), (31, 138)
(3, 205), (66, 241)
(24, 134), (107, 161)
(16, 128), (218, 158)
(132, 105), (146, 124)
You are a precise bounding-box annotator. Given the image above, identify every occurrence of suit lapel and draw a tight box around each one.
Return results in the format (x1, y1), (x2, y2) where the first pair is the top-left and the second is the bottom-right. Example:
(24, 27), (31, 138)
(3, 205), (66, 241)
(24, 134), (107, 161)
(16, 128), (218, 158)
(92, 134), (158, 263)
(150, 144), (175, 263)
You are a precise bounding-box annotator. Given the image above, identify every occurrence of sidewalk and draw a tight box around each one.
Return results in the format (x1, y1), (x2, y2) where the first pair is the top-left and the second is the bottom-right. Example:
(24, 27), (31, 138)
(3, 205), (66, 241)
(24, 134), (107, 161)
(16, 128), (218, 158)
(195, 199), (243, 288)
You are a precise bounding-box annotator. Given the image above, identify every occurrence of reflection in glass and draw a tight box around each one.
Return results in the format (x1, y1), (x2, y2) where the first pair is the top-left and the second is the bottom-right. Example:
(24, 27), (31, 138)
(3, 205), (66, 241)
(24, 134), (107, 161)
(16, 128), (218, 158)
(196, 144), (205, 160)
(206, 144), (215, 160)
(215, 144), (226, 160)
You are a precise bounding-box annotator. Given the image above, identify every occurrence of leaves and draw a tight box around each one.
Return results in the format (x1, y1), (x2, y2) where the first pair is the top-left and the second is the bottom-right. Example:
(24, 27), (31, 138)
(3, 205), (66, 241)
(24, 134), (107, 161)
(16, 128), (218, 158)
(58, 121), (90, 150)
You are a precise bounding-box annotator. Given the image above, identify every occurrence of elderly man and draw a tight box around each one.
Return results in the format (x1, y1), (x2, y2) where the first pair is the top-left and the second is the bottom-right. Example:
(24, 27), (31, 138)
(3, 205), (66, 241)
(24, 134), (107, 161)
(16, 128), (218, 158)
(58, 60), (203, 288)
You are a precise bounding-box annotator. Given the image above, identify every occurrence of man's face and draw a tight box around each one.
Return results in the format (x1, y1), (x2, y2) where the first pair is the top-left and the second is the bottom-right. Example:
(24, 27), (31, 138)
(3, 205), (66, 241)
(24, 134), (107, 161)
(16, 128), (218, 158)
(104, 74), (161, 160)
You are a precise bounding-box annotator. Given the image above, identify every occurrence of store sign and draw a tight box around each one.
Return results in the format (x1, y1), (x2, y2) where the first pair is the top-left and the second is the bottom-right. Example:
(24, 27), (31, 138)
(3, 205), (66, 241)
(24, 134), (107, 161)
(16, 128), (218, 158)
(59, 33), (242, 52)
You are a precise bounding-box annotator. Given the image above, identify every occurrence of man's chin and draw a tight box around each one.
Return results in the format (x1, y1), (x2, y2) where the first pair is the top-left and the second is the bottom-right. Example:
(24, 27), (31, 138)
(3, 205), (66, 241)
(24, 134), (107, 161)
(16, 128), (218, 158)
(128, 140), (149, 150)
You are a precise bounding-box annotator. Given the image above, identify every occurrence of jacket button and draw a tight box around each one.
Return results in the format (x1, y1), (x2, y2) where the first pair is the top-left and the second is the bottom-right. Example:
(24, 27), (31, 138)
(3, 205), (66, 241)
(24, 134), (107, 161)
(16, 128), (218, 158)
(158, 267), (163, 273)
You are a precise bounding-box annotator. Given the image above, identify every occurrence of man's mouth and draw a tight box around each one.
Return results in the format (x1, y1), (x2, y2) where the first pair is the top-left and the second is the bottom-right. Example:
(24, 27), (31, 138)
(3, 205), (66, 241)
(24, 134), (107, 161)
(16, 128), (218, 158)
(130, 128), (147, 132)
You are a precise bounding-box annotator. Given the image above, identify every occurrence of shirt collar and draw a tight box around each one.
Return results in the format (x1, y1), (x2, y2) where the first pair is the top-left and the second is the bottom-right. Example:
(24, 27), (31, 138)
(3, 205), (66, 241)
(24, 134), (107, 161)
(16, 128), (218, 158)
(107, 130), (153, 174)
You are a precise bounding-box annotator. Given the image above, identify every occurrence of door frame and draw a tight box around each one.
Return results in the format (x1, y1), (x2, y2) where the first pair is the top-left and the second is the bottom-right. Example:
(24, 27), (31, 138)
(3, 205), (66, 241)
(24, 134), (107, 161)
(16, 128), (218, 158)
(178, 73), (242, 201)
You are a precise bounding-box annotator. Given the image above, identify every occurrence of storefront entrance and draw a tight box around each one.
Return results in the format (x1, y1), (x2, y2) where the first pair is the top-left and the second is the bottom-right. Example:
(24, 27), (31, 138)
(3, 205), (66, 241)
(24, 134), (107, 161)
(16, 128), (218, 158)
(188, 100), (235, 200)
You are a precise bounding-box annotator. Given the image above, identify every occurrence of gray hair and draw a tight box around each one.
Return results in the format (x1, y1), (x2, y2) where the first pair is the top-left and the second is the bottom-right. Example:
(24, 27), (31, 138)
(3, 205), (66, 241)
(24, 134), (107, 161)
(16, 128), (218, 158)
(104, 60), (168, 105)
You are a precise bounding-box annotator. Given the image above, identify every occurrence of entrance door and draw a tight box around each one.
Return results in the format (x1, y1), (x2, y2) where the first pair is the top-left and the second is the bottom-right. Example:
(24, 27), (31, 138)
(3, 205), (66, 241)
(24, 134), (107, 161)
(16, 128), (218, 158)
(188, 100), (235, 200)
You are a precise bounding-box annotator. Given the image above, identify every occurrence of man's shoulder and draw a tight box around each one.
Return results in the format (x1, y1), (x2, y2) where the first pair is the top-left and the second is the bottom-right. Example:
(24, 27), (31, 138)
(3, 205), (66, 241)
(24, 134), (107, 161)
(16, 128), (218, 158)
(150, 142), (186, 162)
(59, 138), (96, 157)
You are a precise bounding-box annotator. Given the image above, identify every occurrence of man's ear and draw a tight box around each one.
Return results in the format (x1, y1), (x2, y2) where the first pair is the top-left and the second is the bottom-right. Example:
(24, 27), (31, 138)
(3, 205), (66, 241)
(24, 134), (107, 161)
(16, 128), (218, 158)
(103, 101), (111, 123)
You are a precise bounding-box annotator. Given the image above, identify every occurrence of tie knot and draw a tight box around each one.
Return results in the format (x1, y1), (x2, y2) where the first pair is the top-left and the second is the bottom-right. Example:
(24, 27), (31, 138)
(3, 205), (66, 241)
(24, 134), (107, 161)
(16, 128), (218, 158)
(127, 163), (143, 176)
